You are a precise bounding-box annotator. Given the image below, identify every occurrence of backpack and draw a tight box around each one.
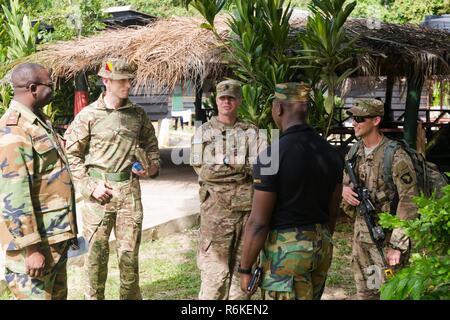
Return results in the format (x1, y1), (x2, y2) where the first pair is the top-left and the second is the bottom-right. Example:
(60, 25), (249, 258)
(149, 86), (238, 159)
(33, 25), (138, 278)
(347, 138), (449, 213)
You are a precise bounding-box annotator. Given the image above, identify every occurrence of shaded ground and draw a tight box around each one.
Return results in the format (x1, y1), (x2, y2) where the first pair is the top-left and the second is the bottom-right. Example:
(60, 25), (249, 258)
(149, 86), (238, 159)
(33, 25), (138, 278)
(63, 217), (355, 300)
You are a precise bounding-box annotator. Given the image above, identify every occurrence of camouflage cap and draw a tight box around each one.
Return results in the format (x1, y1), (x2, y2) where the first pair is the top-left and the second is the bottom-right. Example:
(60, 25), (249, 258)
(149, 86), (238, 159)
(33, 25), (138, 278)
(347, 99), (384, 117)
(216, 80), (241, 99)
(274, 82), (311, 102)
(97, 58), (136, 80)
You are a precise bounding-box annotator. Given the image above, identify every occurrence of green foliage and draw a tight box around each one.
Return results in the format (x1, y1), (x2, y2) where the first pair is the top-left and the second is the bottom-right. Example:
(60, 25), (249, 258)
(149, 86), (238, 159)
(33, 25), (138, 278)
(1, 0), (40, 61)
(379, 182), (450, 300)
(296, 0), (358, 135)
(0, 0), (40, 111)
(384, 0), (448, 25)
(184, 0), (296, 129)
(30, 0), (106, 41)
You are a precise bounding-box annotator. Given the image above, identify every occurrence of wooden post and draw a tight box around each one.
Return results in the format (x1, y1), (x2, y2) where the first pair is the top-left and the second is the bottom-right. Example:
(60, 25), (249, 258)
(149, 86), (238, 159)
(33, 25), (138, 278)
(74, 72), (89, 116)
(404, 73), (425, 149)
(194, 82), (206, 124)
(383, 74), (395, 124)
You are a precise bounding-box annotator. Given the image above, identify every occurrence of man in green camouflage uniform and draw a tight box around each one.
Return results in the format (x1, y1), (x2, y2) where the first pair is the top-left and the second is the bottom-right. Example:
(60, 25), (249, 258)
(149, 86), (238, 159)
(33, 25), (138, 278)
(64, 58), (160, 300)
(0, 63), (78, 299)
(342, 99), (419, 299)
(240, 83), (343, 300)
(190, 80), (266, 300)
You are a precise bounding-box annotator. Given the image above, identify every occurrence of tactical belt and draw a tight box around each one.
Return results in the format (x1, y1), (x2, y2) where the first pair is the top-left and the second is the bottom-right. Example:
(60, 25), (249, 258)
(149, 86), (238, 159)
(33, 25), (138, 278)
(88, 168), (132, 182)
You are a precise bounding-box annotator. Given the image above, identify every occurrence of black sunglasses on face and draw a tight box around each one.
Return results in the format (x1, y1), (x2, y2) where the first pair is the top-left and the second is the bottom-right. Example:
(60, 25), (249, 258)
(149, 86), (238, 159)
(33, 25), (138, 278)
(352, 116), (374, 123)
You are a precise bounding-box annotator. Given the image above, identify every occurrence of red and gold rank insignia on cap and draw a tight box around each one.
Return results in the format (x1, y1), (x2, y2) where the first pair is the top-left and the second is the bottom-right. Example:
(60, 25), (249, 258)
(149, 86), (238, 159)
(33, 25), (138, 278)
(105, 62), (113, 72)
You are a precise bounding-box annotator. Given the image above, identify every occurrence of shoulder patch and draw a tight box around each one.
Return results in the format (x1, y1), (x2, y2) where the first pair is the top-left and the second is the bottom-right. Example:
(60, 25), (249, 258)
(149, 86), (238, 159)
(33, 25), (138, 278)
(6, 111), (20, 126)
(400, 172), (413, 185)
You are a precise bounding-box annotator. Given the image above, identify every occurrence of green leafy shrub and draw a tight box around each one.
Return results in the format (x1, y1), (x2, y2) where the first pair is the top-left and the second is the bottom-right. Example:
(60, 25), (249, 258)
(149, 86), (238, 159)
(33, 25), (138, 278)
(379, 180), (450, 300)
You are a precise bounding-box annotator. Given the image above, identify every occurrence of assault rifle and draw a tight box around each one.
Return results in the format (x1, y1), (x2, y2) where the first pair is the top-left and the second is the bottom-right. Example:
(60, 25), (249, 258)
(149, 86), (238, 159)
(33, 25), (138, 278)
(345, 160), (394, 279)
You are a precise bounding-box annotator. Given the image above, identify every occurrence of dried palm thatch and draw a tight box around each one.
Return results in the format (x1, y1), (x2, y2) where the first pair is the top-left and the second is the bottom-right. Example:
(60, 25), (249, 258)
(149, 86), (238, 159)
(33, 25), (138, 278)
(31, 15), (450, 94)
(291, 17), (450, 78)
(33, 16), (229, 93)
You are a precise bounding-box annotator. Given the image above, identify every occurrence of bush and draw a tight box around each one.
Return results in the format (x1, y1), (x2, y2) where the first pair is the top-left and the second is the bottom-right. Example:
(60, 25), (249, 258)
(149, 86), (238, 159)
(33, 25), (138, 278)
(379, 180), (450, 300)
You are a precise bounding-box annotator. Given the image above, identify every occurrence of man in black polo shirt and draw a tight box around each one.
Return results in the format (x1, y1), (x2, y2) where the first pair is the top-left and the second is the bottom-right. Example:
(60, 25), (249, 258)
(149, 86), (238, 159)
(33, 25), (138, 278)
(239, 82), (344, 300)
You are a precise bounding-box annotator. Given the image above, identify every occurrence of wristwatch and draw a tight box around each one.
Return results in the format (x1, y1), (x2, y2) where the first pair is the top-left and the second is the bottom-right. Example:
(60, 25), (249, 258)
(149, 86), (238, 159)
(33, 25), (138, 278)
(238, 264), (252, 274)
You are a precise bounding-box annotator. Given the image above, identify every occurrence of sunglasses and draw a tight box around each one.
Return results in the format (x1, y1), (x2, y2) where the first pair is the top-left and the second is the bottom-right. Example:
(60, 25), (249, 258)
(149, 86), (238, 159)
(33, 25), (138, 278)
(352, 116), (375, 123)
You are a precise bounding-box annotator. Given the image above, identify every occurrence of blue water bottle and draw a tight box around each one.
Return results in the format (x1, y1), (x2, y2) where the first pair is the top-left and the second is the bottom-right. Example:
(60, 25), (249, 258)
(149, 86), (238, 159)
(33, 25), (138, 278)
(133, 162), (144, 171)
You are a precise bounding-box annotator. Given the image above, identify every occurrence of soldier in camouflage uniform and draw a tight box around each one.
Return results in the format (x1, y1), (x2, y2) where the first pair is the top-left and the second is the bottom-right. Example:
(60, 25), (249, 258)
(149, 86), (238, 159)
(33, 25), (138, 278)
(240, 83), (344, 300)
(342, 99), (419, 299)
(64, 58), (160, 300)
(0, 63), (78, 299)
(190, 80), (266, 300)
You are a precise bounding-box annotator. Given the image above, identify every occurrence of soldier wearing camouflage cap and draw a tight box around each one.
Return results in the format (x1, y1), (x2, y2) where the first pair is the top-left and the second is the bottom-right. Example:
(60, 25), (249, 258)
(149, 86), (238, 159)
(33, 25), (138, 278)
(240, 82), (344, 300)
(64, 58), (160, 300)
(190, 79), (266, 300)
(0, 63), (78, 299)
(342, 98), (418, 299)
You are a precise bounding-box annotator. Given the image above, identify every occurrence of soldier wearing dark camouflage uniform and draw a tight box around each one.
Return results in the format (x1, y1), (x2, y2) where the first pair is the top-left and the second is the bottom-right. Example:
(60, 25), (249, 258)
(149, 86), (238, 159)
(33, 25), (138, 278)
(342, 99), (419, 300)
(240, 83), (344, 300)
(0, 63), (77, 299)
(190, 80), (265, 300)
(64, 58), (160, 300)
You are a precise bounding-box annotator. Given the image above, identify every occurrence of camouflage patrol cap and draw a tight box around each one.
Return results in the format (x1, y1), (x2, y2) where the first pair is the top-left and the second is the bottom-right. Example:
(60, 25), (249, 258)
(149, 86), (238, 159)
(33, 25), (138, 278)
(347, 99), (384, 117)
(97, 58), (136, 80)
(216, 80), (242, 99)
(274, 82), (311, 102)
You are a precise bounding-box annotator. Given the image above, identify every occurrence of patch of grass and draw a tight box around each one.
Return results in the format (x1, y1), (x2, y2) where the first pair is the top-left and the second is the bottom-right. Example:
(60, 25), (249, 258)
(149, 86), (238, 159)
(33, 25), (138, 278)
(325, 220), (356, 298)
(67, 229), (201, 300)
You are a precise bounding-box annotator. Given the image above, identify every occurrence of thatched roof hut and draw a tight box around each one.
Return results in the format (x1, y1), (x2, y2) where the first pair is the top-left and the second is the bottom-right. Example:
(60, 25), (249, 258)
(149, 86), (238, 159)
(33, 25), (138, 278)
(33, 17), (229, 93)
(32, 14), (450, 93)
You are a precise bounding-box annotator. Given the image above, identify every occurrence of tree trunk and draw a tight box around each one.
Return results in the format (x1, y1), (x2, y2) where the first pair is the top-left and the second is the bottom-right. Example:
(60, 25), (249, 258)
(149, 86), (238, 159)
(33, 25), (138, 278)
(404, 74), (425, 149)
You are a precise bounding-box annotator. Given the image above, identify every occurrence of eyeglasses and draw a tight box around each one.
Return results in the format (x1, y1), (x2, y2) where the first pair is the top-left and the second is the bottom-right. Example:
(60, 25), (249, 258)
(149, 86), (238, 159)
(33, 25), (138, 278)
(352, 116), (374, 123)
(35, 82), (54, 89)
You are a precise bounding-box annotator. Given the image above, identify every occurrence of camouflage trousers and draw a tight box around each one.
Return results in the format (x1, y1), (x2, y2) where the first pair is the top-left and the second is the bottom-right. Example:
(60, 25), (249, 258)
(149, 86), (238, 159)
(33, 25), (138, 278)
(4, 241), (69, 300)
(82, 177), (143, 300)
(197, 187), (251, 300)
(352, 216), (409, 300)
(260, 224), (333, 300)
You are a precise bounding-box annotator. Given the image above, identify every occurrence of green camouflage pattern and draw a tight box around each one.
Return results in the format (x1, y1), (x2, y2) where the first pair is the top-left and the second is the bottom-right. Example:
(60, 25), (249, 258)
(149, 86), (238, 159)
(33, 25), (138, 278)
(81, 177), (143, 300)
(97, 58), (136, 80)
(342, 136), (418, 299)
(347, 99), (384, 117)
(5, 240), (69, 300)
(216, 80), (242, 99)
(0, 101), (77, 299)
(64, 94), (160, 199)
(260, 225), (333, 300)
(64, 94), (159, 300)
(274, 82), (311, 102)
(190, 116), (264, 185)
(191, 117), (266, 300)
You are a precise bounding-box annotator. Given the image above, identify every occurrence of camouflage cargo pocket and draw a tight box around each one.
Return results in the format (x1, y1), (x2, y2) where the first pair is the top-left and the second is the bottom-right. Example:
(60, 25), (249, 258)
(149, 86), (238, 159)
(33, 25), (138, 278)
(230, 184), (253, 211)
(261, 273), (294, 293)
(199, 186), (210, 203)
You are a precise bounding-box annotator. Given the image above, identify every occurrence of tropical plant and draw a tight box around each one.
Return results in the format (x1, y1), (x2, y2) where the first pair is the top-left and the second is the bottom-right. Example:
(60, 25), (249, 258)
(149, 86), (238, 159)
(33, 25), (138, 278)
(296, 0), (358, 136)
(0, 0), (41, 111)
(378, 180), (450, 300)
(183, 0), (296, 129)
(1, 0), (40, 61)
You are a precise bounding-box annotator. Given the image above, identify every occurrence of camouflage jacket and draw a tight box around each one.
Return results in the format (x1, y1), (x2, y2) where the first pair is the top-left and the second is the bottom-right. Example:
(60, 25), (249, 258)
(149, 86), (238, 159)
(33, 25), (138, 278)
(64, 94), (160, 199)
(342, 135), (419, 251)
(190, 117), (266, 210)
(0, 101), (77, 252)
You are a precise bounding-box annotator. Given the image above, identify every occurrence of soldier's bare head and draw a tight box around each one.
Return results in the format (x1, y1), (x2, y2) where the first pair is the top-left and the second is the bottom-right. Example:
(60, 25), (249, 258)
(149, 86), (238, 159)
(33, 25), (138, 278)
(272, 99), (308, 130)
(11, 63), (51, 89)
(11, 63), (53, 109)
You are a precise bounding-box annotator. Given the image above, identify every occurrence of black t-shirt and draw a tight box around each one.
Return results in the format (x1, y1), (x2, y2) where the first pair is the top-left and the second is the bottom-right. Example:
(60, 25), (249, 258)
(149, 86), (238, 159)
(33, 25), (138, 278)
(253, 124), (344, 230)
